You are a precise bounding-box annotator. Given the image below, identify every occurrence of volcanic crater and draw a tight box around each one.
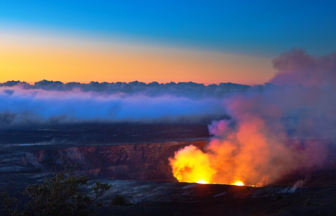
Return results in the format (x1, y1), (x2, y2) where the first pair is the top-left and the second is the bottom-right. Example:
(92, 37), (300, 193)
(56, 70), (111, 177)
(1, 123), (336, 216)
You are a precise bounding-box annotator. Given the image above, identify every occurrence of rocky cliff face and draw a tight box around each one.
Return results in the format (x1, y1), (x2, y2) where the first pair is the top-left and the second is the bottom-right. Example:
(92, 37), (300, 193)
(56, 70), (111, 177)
(32, 140), (208, 181)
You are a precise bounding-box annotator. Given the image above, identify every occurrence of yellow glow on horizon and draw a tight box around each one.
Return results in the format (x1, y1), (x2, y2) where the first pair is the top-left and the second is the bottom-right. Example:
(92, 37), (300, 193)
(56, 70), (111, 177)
(0, 28), (275, 85)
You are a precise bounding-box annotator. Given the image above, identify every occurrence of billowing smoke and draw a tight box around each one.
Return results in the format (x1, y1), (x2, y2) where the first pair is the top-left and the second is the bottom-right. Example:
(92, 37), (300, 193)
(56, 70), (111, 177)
(271, 48), (336, 87)
(170, 48), (335, 186)
(0, 81), (252, 128)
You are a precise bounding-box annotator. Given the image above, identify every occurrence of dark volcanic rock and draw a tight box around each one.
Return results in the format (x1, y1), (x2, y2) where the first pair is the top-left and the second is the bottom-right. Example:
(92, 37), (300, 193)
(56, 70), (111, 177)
(1, 124), (336, 215)
(0, 124), (210, 182)
(33, 140), (208, 181)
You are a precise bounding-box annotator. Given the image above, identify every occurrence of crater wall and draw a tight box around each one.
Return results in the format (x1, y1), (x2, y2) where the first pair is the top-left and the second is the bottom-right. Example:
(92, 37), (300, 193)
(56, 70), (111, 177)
(32, 140), (208, 181)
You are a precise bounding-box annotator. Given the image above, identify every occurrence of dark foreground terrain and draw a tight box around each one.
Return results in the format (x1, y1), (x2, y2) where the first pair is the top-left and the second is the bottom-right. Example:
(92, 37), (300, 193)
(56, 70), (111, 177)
(0, 123), (336, 215)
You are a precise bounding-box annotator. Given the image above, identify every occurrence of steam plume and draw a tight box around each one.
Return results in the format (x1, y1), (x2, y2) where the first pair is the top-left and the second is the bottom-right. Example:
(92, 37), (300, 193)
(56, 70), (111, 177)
(170, 49), (335, 186)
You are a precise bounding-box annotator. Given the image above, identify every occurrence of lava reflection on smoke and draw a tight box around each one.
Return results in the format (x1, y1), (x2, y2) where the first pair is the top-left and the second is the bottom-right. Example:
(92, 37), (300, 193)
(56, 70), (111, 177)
(169, 49), (331, 187)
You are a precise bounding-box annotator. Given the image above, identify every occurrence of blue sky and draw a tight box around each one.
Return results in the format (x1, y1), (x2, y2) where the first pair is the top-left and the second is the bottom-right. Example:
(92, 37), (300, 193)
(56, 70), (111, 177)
(1, 0), (336, 56)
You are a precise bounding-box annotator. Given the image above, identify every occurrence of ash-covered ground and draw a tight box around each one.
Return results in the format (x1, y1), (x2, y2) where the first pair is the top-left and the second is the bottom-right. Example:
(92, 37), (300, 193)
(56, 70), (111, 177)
(0, 123), (210, 147)
(0, 123), (336, 216)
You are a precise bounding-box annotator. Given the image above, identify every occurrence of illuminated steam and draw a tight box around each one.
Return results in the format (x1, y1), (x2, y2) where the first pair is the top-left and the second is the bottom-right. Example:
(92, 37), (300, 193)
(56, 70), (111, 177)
(170, 49), (335, 186)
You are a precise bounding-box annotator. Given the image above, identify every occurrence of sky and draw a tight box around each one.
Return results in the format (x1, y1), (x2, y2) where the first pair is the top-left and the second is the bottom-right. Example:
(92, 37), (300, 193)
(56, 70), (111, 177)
(1, 0), (335, 85)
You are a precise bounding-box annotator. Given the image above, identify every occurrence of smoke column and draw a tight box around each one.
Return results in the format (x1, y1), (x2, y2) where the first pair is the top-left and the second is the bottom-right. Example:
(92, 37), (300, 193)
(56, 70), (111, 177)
(170, 48), (335, 186)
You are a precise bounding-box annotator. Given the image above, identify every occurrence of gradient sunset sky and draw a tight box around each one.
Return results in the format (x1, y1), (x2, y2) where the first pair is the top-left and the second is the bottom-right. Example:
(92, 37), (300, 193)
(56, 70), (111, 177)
(1, 0), (335, 85)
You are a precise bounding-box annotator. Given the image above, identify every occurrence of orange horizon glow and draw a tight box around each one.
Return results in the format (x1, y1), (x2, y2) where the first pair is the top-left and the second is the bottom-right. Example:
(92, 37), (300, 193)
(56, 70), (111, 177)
(0, 28), (275, 85)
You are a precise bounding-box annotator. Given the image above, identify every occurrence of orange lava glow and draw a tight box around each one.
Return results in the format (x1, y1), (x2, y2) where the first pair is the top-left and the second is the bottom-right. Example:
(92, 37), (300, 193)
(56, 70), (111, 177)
(168, 115), (276, 186)
(169, 103), (325, 186)
(232, 181), (244, 186)
(196, 180), (209, 184)
(169, 145), (216, 184)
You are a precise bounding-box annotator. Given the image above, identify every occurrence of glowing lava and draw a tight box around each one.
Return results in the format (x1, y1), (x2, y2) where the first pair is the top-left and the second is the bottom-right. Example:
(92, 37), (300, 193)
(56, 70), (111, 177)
(232, 181), (244, 186)
(168, 145), (215, 184)
(196, 180), (208, 184)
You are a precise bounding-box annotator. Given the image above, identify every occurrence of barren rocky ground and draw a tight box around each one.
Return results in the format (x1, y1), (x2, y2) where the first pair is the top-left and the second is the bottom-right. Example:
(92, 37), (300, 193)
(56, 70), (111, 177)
(0, 123), (336, 216)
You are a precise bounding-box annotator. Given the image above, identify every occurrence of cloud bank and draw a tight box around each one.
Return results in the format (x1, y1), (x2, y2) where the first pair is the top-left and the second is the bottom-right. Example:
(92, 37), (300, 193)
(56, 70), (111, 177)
(0, 79), (254, 127)
(1, 80), (250, 99)
(0, 88), (228, 128)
